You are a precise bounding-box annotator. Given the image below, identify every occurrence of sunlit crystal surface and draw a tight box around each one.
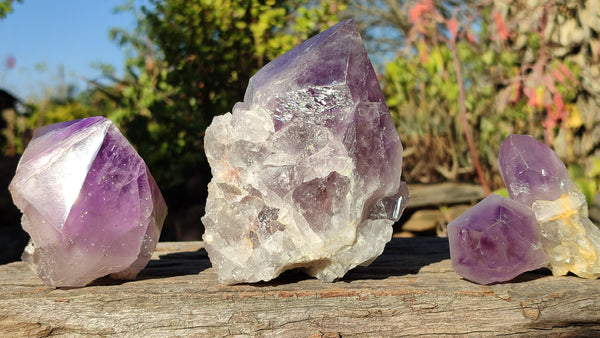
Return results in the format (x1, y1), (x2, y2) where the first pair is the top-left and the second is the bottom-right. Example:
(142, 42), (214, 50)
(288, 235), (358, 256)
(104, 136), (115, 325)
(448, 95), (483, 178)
(9, 116), (167, 287)
(201, 20), (408, 284)
(448, 194), (547, 284)
(499, 134), (600, 278)
(498, 134), (573, 207)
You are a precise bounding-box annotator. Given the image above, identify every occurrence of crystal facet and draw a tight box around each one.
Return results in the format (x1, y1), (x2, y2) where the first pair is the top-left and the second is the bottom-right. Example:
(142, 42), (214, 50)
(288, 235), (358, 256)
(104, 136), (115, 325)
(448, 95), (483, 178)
(9, 116), (167, 287)
(201, 20), (408, 284)
(498, 134), (573, 207)
(499, 134), (600, 278)
(448, 194), (547, 284)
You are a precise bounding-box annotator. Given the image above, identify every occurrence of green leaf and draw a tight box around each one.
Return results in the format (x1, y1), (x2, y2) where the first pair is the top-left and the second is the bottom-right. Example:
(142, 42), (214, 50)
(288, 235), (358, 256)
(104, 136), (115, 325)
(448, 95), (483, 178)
(493, 188), (509, 198)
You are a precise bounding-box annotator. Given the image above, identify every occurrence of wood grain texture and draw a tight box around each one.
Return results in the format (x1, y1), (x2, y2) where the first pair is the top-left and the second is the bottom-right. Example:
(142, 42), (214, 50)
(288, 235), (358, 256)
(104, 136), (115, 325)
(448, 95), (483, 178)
(407, 183), (485, 208)
(1, 238), (599, 337)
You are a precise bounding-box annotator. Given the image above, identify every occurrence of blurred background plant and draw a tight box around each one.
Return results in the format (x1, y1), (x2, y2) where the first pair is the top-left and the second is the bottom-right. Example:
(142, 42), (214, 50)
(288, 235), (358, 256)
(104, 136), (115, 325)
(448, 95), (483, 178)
(1, 0), (600, 241)
(0, 0), (21, 19)
(91, 0), (347, 189)
(350, 0), (593, 194)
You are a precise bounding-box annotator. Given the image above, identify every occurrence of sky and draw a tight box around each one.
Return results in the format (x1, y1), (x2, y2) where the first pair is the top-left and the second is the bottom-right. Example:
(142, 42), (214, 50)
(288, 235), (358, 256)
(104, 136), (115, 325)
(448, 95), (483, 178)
(0, 0), (142, 101)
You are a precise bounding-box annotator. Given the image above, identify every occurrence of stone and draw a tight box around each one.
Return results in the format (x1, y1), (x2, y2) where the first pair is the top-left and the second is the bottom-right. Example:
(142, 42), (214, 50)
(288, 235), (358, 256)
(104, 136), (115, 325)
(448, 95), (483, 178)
(448, 194), (547, 285)
(201, 20), (408, 284)
(9, 116), (167, 287)
(498, 134), (600, 278)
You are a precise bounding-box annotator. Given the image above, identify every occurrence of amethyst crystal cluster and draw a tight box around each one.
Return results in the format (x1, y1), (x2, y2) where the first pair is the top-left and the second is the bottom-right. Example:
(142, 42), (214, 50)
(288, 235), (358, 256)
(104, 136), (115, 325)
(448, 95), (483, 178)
(9, 116), (167, 287)
(449, 134), (600, 284)
(499, 135), (600, 279)
(202, 20), (408, 284)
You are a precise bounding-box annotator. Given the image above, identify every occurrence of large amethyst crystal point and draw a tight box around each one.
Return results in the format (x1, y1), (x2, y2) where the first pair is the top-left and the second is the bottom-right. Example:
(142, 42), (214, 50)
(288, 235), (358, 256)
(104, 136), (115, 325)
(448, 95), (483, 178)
(9, 116), (167, 287)
(201, 20), (408, 284)
(499, 134), (600, 278)
(448, 194), (547, 285)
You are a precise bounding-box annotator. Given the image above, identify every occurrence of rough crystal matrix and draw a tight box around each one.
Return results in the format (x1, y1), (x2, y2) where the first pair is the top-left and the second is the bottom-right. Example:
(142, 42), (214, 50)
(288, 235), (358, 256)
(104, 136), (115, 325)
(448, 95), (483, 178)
(499, 134), (600, 278)
(448, 194), (547, 284)
(201, 20), (408, 284)
(9, 116), (167, 287)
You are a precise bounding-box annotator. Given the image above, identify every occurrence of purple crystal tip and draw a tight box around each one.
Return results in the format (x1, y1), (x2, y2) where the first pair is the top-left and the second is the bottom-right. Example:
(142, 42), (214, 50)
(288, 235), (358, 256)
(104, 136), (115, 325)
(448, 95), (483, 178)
(9, 116), (167, 287)
(448, 194), (547, 285)
(498, 134), (571, 207)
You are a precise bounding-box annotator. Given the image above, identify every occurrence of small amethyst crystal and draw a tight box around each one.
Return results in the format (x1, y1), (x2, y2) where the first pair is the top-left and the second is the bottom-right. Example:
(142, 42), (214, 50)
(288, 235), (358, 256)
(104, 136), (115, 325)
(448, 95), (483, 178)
(499, 134), (600, 278)
(202, 20), (408, 284)
(448, 194), (547, 284)
(9, 116), (167, 287)
(498, 134), (573, 207)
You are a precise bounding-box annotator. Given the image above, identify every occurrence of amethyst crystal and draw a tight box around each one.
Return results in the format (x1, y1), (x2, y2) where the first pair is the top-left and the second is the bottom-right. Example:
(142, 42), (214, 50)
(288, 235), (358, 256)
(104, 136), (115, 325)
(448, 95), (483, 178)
(498, 134), (600, 278)
(201, 20), (408, 284)
(448, 194), (547, 284)
(498, 134), (573, 207)
(9, 116), (167, 287)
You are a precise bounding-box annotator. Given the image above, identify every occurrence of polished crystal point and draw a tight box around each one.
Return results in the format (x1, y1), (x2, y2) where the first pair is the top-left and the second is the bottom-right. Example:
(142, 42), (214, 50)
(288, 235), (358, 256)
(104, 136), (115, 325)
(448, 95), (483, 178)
(448, 194), (547, 284)
(9, 116), (167, 287)
(202, 20), (408, 284)
(498, 134), (600, 279)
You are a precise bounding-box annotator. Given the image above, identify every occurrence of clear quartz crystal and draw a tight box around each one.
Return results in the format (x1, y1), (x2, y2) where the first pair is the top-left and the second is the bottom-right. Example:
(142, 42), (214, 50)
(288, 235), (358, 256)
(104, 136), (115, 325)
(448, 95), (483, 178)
(531, 191), (600, 278)
(201, 20), (408, 284)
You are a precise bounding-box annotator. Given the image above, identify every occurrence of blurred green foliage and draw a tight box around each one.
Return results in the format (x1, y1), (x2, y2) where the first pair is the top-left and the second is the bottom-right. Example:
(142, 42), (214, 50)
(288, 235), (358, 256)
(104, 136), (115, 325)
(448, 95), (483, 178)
(569, 159), (600, 208)
(0, 0), (22, 19)
(383, 36), (578, 184)
(1, 88), (115, 155)
(370, 0), (587, 189)
(93, 0), (347, 189)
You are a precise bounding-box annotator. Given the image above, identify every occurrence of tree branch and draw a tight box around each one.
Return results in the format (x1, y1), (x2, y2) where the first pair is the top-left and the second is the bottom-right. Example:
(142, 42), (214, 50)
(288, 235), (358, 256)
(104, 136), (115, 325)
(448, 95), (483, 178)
(450, 40), (491, 195)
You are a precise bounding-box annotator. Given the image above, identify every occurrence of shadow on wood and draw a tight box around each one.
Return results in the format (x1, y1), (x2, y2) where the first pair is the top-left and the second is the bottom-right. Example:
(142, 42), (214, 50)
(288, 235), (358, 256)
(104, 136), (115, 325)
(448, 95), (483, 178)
(251, 237), (451, 287)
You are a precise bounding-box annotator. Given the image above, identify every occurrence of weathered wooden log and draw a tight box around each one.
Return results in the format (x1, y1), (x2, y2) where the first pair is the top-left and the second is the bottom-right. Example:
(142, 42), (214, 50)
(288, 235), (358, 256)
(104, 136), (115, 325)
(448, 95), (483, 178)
(1, 238), (599, 336)
(407, 183), (485, 208)
(402, 205), (471, 234)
